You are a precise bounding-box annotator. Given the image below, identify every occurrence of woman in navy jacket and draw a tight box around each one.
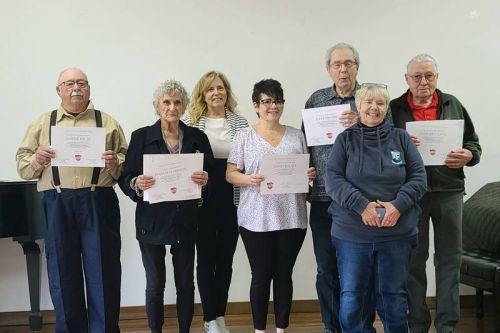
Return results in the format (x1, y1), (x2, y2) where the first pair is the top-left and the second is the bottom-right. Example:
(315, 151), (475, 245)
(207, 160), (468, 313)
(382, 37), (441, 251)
(325, 83), (427, 333)
(119, 80), (214, 333)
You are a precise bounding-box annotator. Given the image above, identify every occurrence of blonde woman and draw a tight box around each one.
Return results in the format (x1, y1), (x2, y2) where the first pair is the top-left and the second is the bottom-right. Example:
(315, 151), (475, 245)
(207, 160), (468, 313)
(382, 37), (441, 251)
(182, 71), (248, 333)
(325, 83), (427, 332)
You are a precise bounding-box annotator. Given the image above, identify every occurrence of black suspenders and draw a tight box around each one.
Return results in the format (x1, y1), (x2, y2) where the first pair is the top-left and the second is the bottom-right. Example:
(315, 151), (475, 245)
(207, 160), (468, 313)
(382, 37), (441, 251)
(49, 109), (103, 192)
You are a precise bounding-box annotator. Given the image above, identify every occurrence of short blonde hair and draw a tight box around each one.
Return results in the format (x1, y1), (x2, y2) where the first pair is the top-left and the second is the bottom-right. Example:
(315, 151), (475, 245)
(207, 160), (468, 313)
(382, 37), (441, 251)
(355, 83), (390, 111)
(188, 71), (238, 124)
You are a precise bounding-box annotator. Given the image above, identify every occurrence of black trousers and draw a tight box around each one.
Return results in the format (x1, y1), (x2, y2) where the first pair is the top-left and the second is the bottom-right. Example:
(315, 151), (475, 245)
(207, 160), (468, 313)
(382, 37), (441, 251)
(139, 241), (195, 333)
(240, 227), (307, 330)
(196, 158), (239, 321)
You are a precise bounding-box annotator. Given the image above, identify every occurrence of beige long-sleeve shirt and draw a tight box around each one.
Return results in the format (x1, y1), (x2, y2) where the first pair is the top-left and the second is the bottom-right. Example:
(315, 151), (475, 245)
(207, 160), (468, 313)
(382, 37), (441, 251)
(16, 102), (128, 191)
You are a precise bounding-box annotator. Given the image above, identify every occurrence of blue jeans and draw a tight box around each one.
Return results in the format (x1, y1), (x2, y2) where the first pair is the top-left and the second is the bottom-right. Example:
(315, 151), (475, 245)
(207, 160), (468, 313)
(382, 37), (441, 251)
(332, 235), (417, 333)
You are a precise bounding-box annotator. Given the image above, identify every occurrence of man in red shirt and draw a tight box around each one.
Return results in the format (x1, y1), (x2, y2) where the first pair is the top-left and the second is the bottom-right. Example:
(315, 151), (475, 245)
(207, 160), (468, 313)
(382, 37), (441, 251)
(389, 54), (481, 333)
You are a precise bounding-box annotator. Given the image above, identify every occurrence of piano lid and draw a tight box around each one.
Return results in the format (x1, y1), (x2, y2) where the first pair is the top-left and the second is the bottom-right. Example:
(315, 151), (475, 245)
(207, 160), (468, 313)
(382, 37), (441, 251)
(0, 181), (45, 240)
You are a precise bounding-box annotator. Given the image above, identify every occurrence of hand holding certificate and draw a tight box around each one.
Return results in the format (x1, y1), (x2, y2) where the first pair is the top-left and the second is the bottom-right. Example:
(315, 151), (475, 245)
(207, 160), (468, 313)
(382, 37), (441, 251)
(406, 120), (464, 165)
(259, 154), (310, 194)
(143, 153), (204, 203)
(302, 104), (351, 146)
(51, 126), (105, 167)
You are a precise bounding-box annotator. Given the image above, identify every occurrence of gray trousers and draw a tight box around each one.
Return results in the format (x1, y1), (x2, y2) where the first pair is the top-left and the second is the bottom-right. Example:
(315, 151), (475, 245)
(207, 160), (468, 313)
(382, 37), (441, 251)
(407, 190), (464, 333)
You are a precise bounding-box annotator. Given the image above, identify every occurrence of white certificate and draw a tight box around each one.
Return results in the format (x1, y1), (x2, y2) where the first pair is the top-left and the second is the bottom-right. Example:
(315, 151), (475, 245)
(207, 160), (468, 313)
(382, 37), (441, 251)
(301, 104), (351, 146)
(259, 154), (310, 195)
(143, 153), (204, 203)
(51, 126), (105, 167)
(406, 120), (464, 165)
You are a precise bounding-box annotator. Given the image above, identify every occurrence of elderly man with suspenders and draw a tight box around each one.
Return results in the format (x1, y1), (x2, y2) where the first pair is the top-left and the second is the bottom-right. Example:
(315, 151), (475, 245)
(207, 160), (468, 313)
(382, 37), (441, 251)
(16, 68), (128, 333)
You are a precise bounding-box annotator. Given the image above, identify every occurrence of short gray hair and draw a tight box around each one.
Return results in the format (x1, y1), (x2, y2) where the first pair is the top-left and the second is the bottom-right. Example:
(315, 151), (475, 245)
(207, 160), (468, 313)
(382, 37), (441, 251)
(406, 54), (438, 72)
(57, 67), (88, 84)
(325, 42), (360, 67)
(153, 80), (189, 108)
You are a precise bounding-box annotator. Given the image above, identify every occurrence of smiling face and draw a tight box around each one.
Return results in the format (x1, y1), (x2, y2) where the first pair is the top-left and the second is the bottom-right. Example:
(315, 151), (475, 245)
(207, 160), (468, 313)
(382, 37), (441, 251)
(358, 92), (388, 127)
(203, 76), (227, 113)
(56, 68), (90, 113)
(155, 93), (185, 125)
(254, 93), (284, 123)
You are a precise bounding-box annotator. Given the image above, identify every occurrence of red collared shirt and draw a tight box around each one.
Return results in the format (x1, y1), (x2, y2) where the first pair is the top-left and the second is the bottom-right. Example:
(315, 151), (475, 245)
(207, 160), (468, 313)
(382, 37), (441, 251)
(407, 92), (438, 121)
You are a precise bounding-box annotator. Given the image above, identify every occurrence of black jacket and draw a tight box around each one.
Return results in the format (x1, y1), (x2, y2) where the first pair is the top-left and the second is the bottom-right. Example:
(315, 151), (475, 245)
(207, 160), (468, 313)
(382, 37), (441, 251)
(119, 120), (214, 245)
(389, 89), (481, 192)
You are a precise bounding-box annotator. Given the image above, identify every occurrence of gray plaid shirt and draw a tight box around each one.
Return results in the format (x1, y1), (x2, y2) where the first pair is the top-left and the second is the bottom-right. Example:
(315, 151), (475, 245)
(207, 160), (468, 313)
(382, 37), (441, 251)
(304, 83), (359, 202)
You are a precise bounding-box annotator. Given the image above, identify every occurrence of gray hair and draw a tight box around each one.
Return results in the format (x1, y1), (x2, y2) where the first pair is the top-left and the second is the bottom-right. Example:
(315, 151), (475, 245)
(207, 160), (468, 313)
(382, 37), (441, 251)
(153, 80), (189, 108)
(406, 54), (438, 72)
(325, 42), (360, 67)
(57, 67), (88, 84)
(355, 83), (390, 111)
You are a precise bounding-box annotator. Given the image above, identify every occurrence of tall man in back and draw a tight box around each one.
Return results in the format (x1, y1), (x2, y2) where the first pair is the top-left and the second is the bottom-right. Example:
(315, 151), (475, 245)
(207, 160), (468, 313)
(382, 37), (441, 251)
(16, 68), (128, 333)
(389, 54), (481, 333)
(304, 42), (366, 333)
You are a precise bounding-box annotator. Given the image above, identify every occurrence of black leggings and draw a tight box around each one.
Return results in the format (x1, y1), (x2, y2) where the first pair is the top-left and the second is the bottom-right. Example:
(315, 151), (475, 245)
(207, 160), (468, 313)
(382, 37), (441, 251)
(139, 241), (195, 333)
(239, 227), (306, 330)
(196, 158), (239, 321)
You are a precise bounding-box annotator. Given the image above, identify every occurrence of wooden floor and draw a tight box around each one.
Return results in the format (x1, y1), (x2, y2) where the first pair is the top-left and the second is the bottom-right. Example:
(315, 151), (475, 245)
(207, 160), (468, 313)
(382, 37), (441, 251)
(0, 308), (497, 333)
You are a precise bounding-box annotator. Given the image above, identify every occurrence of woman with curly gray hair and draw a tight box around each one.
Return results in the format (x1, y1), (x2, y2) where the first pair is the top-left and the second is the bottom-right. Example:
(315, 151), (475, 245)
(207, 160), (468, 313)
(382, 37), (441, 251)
(119, 80), (215, 333)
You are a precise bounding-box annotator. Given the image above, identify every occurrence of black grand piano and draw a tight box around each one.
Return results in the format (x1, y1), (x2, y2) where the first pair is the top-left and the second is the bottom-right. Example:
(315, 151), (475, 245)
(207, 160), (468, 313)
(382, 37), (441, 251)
(0, 180), (45, 332)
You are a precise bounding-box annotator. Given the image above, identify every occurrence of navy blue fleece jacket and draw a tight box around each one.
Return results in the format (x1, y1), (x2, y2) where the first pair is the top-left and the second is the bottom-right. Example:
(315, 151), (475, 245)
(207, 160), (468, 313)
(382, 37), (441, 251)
(325, 120), (427, 242)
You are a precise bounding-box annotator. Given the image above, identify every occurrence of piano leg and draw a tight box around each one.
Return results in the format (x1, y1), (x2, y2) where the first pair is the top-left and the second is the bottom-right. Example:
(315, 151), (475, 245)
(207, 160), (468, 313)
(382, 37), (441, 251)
(19, 240), (43, 332)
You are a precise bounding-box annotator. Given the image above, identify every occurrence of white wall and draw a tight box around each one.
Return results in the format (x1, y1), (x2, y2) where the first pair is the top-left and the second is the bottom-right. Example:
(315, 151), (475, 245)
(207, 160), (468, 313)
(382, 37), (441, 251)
(1, 0), (499, 311)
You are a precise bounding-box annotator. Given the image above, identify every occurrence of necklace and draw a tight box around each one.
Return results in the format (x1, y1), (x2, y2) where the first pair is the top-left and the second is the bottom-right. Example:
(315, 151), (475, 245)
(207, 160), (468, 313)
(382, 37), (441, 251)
(162, 128), (183, 154)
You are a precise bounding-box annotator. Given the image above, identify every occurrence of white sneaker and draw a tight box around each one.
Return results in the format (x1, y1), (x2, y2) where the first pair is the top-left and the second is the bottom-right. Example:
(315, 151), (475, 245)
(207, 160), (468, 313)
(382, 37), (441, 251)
(204, 320), (222, 333)
(216, 316), (231, 333)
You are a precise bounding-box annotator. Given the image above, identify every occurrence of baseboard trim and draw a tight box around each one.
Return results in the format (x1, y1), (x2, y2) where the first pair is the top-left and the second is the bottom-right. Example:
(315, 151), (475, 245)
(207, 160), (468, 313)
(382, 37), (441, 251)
(0, 295), (494, 326)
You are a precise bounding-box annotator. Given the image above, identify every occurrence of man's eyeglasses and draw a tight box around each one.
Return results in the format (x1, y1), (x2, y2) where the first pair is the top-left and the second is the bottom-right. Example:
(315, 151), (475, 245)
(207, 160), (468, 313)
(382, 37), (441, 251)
(329, 60), (357, 70)
(259, 99), (285, 106)
(58, 80), (89, 88)
(408, 73), (437, 83)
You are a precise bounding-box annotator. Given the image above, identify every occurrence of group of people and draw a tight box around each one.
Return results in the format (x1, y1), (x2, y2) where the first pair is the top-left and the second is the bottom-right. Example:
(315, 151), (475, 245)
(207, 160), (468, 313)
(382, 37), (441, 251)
(15, 41), (481, 333)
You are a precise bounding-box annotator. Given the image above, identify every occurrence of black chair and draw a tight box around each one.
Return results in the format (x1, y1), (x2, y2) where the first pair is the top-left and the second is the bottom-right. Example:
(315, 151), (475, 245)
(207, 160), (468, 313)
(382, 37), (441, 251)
(460, 181), (500, 331)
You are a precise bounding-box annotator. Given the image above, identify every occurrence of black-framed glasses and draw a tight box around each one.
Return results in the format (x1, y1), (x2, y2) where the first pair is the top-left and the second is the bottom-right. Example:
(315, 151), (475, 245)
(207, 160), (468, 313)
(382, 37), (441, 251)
(329, 60), (357, 70)
(58, 80), (89, 88)
(408, 73), (437, 83)
(259, 99), (285, 106)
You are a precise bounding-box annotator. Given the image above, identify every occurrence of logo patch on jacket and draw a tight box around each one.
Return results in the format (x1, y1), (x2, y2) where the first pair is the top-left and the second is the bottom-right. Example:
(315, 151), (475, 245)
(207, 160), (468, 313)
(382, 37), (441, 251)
(391, 150), (403, 165)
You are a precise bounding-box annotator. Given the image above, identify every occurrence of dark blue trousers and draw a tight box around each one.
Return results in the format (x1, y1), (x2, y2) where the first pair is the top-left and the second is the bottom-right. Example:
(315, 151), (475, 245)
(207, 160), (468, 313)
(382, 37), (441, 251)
(43, 188), (121, 333)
